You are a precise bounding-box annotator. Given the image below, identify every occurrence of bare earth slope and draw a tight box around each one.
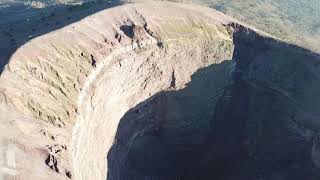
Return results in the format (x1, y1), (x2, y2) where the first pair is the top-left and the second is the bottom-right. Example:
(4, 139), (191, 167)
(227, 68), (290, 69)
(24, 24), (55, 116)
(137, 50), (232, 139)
(0, 1), (320, 180)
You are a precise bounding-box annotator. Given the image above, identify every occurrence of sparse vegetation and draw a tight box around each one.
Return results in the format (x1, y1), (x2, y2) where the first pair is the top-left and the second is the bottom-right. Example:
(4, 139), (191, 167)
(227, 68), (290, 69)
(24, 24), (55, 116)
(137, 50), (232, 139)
(169, 0), (320, 52)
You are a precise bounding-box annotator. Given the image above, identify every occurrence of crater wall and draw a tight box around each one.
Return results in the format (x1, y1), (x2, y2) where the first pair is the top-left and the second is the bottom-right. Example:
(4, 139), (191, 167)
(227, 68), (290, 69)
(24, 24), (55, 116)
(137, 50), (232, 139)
(1, 1), (320, 180)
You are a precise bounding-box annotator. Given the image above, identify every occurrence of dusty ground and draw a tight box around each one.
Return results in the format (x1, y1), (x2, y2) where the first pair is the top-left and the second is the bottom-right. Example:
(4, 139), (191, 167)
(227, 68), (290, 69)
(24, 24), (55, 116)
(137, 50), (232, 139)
(0, 101), (71, 180)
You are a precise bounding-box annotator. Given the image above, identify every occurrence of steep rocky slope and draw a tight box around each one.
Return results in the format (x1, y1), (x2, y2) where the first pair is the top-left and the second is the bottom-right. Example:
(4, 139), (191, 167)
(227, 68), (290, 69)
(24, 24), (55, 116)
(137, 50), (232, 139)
(0, 1), (320, 180)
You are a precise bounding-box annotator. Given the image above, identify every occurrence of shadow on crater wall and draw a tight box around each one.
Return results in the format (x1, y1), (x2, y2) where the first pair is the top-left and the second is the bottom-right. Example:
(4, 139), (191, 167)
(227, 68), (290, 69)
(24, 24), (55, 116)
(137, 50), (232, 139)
(106, 25), (320, 180)
(107, 59), (232, 180)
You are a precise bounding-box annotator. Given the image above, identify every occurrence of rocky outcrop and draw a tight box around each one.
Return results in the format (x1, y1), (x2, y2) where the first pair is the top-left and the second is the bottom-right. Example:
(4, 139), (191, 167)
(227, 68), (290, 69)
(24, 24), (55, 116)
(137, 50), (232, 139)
(0, 2), (234, 127)
(0, 2), (234, 179)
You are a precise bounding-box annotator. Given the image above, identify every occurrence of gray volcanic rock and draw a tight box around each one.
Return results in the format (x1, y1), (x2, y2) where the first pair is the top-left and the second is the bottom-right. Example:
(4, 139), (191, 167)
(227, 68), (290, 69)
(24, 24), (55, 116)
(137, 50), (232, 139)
(0, 1), (320, 180)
